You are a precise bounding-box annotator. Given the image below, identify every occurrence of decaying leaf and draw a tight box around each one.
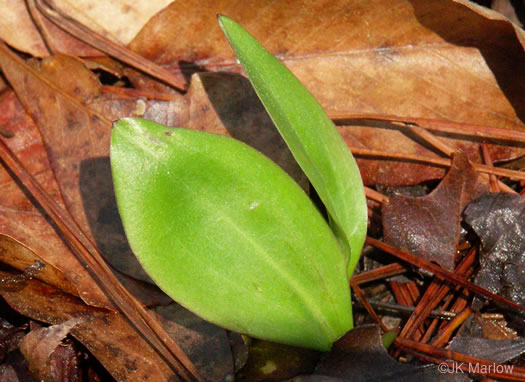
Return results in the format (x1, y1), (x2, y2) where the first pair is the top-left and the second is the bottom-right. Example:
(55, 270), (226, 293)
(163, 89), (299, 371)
(448, 336), (525, 364)
(0, 46), (152, 283)
(235, 340), (320, 381)
(19, 317), (82, 382)
(292, 325), (471, 381)
(129, 0), (525, 186)
(382, 152), (489, 270)
(0, 271), (175, 381)
(464, 192), (525, 308)
(151, 303), (235, 382)
(0, 90), (168, 309)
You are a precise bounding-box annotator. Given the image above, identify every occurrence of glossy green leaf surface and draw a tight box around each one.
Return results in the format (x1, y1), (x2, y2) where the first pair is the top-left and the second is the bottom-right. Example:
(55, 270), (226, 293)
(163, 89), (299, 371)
(218, 16), (367, 275)
(111, 118), (352, 350)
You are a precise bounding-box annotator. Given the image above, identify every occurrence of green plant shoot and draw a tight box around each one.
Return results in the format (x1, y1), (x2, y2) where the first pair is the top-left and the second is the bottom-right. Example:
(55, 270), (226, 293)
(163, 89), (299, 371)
(218, 15), (367, 276)
(110, 16), (367, 351)
(111, 119), (351, 350)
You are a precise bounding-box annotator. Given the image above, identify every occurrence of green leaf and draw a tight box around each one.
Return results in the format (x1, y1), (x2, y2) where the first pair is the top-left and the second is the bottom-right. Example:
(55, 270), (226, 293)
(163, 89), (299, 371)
(111, 118), (352, 350)
(218, 15), (367, 276)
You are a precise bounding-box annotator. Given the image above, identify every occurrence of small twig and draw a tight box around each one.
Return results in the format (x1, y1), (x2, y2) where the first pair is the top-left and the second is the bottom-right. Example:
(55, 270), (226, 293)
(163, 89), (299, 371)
(365, 186), (388, 203)
(430, 307), (472, 347)
(354, 300), (457, 320)
(349, 147), (525, 181)
(331, 112), (525, 144)
(365, 237), (525, 314)
(398, 246), (477, 342)
(481, 143), (501, 192)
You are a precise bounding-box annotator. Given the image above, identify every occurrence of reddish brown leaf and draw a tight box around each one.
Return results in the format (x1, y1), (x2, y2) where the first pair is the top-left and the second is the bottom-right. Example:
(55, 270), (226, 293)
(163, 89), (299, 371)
(0, 90), (111, 308)
(0, 90), (170, 309)
(382, 152), (489, 270)
(0, 46), (153, 284)
(0, 272), (174, 381)
(129, 0), (525, 186)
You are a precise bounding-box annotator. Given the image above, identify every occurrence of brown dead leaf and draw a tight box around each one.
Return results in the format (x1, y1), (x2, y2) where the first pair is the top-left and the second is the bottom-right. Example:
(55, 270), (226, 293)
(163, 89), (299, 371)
(382, 152), (489, 270)
(0, 89), (170, 309)
(0, 0), (172, 57)
(0, 235), (77, 297)
(0, 0), (49, 57)
(19, 317), (82, 382)
(0, 271), (174, 381)
(0, 46), (152, 284)
(236, 340), (320, 382)
(130, 0), (525, 186)
(0, 89), (112, 308)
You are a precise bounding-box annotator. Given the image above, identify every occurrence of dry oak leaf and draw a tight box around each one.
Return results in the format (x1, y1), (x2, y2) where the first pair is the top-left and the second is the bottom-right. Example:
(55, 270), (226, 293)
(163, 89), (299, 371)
(382, 152), (489, 270)
(129, 0), (525, 186)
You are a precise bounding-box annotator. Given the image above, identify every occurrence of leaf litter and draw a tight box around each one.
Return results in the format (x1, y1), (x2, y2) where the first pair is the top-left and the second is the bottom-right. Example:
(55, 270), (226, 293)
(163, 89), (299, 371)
(0, 0), (525, 380)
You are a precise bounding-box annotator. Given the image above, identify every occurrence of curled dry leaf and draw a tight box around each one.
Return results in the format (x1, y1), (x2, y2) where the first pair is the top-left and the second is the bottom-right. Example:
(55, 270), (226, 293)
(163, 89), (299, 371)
(464, 192), (525, 308)
(19, 317), (83, 382)
(0, 272), (175, 381)
(130, 0), (525, 186)
(382, 152), (489, 270)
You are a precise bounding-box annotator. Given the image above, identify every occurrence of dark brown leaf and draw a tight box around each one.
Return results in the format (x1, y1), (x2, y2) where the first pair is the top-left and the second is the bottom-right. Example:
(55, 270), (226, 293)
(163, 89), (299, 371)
(293, 325), (470, 381)
(382, 152), (489, 270)
(235, 340), (320, 382)
(152, 303), (235, 382)
(464, 192), (525, 307)
(448, 336), (525, 364)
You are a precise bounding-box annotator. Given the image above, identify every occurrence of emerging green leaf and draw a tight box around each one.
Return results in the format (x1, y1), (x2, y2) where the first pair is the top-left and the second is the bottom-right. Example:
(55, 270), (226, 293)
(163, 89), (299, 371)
(218, 15), (367, 276)
(111, 118), (352, 350)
